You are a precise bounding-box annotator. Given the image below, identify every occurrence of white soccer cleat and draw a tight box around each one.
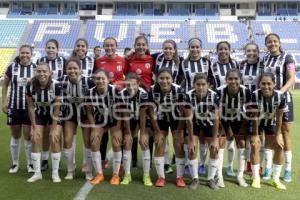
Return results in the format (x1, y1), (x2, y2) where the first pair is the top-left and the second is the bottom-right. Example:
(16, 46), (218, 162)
(27, 164), (35, 173)
(64, 171), (74, 180)
(9, 164), (19, 173)
(52, 173), (61, 183)
(85, 172), (93, 181)
(27, 173), (42, 182)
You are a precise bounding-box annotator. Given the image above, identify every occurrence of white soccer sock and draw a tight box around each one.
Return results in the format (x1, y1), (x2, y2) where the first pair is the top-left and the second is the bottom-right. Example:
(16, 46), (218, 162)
(189, 159), (199, 179)
(72, 136), (76, 165)
(199, 143), (208, 166)
(64, 148), (74, 172)
(217, 149), (225, 178)
(273, 164), (282, 181)
(264, 148), (273, 169)
(91, 151), (102, 174)
(245, 139), (251, 161)
(142, 150), (151, 175)
(24, 140), (32, 166)
(84, 148), (92, 173)
(164, 140), (170, 165)
(251, 164), (260, 180)
(175, 157), (185, 178)
(208, 158), (219, 180)
(51, 152), (61, 175)
(284, 151), (292, 171)
(154, 156), (165, 178)
(42, 151), (49, 161)
(31, 152), (41, 173)
(237, 148), (246, 178)
(123, 150), (132, 174)
(227, 140), (235, 168)
(113, 151), (122, 174)
(10, 137), (20, 165)
(184, 144), (188, 166)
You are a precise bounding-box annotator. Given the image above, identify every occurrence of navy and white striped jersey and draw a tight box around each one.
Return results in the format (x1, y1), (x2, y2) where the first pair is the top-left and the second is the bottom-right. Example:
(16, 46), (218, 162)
(185, 89), (219, 126)
(26, 80), (62, 115)
(80, 56), (94, 77)
(181, 57), (211, 92)
(262, 52), (295, 89)
(118, 87), (147, 120)
(37, 56), (66, 80)
(141, 83), (184, 121)
(251, 89), (286, 126)
(152, 52), (183, 84)
(5, 62), (37, 110)
(85, 84), (118, 123)
(210, 59), (239, 89)
(239, 60), (263, 92)
(216, 84), (251, 121)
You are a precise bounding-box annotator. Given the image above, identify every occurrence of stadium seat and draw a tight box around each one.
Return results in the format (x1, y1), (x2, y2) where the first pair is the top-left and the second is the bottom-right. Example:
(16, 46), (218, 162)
(0, 20), (28, 48)
(0, 48), (15, 76)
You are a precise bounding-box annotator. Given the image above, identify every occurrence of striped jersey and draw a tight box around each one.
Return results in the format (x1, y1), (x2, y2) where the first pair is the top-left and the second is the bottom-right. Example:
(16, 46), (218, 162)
(216, 84), (251, 121)
(239, 60), (263, 92)
(185, 89), (219, 126)
(5, 62), (37, 109)
(80, 56), (94, 77)
(251, 89), (286, 126)
(37, 56), (66, 80)
(26, 80), (62, 115)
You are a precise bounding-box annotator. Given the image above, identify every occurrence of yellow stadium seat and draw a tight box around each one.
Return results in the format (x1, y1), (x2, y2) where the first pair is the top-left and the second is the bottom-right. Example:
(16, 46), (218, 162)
(0, 48), (15, 76)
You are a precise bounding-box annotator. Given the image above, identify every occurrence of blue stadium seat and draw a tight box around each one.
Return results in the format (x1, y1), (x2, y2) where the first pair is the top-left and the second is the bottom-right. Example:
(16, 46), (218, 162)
(0, 20), (28, 47)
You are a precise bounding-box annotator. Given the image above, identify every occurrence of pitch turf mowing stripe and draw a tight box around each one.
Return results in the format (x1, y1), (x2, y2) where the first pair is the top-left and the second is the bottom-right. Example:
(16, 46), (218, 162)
(74, 181), (94, 200)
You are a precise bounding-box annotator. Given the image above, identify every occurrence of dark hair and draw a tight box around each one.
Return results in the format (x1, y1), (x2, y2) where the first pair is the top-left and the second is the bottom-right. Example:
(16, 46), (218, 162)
(93, 68), (109, 78)
(264, 33), (283, 53)
(185, 37), (202, 62)
(103, 37), (118, 47)
(66, 57), (81, 70)
(258, 72), (275, 84)
(46, 39), (59, 49)
(72, 38), (88, 57)
(193, 73), (209, 85)
(216, 41), (232, 63)
(31, 63), (52, 94)
(156, 67), (173, 79)
(93, 46), (101, 51)
(163, 39), (180, 67)
(126, 72), (140, 82)
(123, 47), (131, 55)
(225, 68), (241, 80)
(134, 36), (150, 55)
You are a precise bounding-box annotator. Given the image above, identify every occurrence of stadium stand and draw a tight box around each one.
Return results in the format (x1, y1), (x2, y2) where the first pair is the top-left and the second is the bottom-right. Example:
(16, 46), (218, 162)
(0, 48), (15, 75)
(0, 20), (27, 48)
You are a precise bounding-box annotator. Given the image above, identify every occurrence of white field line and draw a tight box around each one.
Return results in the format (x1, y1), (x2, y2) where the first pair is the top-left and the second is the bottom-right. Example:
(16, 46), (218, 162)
(73, 181), (95, 200)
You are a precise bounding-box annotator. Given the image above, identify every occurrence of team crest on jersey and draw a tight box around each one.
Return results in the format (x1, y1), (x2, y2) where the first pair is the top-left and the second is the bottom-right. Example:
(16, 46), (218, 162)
(136, 69), (142, 74)
(145, 63), (151, 69)
(57, 61), (63, 69)
(248, 76), (253, 81)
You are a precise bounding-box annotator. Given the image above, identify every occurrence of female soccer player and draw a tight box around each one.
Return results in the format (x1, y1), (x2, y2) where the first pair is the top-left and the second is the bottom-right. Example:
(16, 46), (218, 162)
(2, 44), (36, 173)
(60, 57), (94, 180)
(216, 68), (251, 188)
(26, 63), (62, 183)
(37, 39), (66, 171)
(251, 72), (287, 190)
(183, 73), (220, 190)
(85, 69), (121, 185)
(141, 68), (186, 188)
(211, 41), (240, 177)
(262, 33), (295, 182)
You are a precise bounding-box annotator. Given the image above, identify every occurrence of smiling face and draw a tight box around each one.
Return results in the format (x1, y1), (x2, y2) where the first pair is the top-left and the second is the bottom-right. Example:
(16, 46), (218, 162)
(226, 71), (240, 93)
(94, 71), (109, 92)
(158, 71), (173, 93)
(36, 64), (51, 86)
(163, 42), (175, 60)
(94, 47), (101, 59)
(75, 40), (88, 59)
(46, 41), (58, 60)
(66, 61), (81, 83)
(245, 44), (259, 64)
(260, 76), (275, 98)
(125, 78), (139, 97)
(194, 78), (208, 97)
(217, 42), (230, 63)
(134, 38), (148, 57)
(19, 47), (32, 66)
(104, 39), (117, 58)
(189, 41), (201, 60)
(265, 35), (281, 55)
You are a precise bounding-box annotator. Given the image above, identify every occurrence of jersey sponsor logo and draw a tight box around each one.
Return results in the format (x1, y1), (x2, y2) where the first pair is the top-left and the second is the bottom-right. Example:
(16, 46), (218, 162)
(117, 65), (122, 71)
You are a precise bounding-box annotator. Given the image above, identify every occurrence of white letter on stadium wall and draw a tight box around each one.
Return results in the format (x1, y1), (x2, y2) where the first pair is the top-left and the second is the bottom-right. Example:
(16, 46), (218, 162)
(94, 23), (128, 42)
(151, 24), (181, 43)
(34, 23), (71, 41)
(207, 24), (238, 43)
(262, 24), (297, 45)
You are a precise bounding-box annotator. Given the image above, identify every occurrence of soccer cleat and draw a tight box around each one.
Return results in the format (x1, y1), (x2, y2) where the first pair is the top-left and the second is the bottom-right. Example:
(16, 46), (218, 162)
(155, 177), (166, 187)
(184, 165), (191, 176)
(246, 162), (252, 176)
(176, 176), (186, 188)
(237, 177), (248, 187)
(9, 164), (19, 173)
(283, 170), (292, 183)
(90, 173), (105, 185)
(226, 166), (235, 177)
(121, 173), (132, 185)
(164, 164), (173, 174)
(189, 178), (199, 190)
(262, 168), (272, 180)
(198, 165), (206, 175)
(64, 171), (74, 180)
(251, 178), (261, 189)
(85, 172), (93, 181)
(143, 174), (153, 186)
(272, 180), (286, 190)
(208, 179), (219, 190)
(52, 173), (61, 183)
(110, 173), (120, 185)
(27, 164), (34, 173)
(215, 177), (225, 188)
(41, 160), (49, 171)
(27, 172), (42, 182)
